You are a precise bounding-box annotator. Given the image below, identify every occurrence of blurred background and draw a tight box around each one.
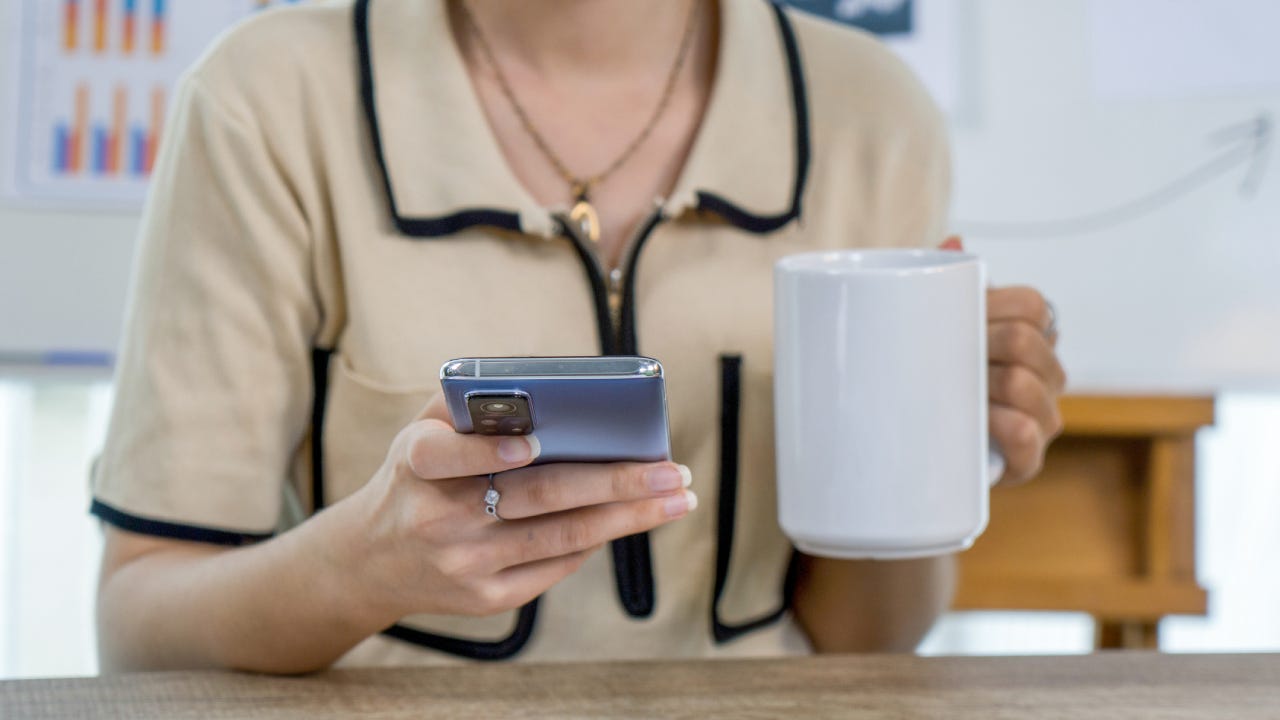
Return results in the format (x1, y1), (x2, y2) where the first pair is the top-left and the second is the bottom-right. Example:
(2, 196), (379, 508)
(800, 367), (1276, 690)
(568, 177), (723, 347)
(2, 0), (1278, 678)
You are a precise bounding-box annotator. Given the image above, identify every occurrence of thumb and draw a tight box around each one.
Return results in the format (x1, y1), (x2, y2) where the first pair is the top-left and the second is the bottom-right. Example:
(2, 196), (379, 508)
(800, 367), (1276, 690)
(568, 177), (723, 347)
(939, 235), (964, 251)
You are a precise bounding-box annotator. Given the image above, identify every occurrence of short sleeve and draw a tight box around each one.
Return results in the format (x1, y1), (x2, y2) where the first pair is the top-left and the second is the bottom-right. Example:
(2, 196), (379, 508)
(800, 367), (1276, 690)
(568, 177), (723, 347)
(91, 71), (319, 544)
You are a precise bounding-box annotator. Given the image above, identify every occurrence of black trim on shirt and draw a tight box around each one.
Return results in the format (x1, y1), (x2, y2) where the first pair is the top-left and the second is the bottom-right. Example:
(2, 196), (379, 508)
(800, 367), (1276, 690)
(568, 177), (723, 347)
(354, 0), (810, 240)
(711, 355), (798, 643)
(693, 2), (811, 235)
(617, 211), (666, 357)
(90, 500), (272, 547)
(310, 347), (333, 511)
(354, 0), (522, 238)
(381, 601), (539, 661)
(559, 217), (619, 356)
(605, 209), (668, 620)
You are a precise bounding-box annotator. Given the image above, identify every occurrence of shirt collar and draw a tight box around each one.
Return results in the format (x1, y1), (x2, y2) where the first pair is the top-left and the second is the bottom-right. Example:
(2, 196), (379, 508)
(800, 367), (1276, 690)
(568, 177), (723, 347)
(356, 0), (809, 239)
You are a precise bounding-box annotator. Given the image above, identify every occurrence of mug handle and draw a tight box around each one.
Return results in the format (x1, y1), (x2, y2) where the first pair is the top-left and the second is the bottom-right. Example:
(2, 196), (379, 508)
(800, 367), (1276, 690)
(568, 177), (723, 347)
(987, 445), (1007, 486)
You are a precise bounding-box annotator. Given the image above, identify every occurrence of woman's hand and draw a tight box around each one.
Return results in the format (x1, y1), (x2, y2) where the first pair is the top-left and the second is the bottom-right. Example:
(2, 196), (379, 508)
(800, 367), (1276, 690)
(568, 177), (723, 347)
(987, 285), (1067, 484)
(941, 236), (1067, 485)
(334, 394), (696, 625)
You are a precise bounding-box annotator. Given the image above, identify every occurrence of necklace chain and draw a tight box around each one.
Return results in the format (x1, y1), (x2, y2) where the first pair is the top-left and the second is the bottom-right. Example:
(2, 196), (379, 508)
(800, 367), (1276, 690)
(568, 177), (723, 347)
(458, 0), (701, 205)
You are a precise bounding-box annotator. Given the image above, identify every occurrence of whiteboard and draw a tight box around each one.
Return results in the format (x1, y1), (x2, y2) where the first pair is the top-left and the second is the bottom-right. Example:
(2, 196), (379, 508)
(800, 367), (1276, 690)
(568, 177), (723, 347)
(949, 0), (1280, 392)
(2, 0), (1279, 391)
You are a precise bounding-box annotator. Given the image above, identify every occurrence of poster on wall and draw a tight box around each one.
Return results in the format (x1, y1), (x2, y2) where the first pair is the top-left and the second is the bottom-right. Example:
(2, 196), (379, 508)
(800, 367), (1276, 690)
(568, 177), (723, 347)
(783, 0), (961, 116)
(2, 0), (301, 209)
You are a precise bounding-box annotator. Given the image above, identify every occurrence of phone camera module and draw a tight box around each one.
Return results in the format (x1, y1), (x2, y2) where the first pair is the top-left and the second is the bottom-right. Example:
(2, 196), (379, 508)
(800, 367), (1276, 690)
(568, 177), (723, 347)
(468, 394), (532, 436)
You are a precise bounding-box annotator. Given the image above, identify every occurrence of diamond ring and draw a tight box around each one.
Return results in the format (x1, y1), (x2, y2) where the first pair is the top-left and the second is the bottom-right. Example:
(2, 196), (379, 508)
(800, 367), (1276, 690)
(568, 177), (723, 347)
(1044, 300), (1058, 339)
(484, 472), (503, 521)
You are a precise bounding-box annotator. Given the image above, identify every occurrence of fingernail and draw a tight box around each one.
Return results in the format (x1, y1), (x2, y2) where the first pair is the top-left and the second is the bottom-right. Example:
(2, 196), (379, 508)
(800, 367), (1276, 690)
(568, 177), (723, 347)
(498, 435), (539, 463)
(646, 465), (684, 492)
(664, 490), (698, 517)
(677, 464), (692, 488)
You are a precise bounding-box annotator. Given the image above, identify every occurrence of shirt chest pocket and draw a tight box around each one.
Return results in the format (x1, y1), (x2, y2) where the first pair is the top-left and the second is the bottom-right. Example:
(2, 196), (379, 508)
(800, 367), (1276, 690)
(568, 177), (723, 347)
(320, 354), (435, 505)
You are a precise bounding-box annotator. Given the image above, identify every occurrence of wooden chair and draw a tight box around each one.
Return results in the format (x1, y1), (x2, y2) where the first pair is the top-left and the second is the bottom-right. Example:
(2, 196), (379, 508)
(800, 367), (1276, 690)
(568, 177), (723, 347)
(954, 395), (1214, 649)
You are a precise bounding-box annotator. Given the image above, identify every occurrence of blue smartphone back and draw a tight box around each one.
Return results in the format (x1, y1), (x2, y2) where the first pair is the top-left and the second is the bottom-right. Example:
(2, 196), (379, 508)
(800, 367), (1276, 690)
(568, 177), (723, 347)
(441, 357), (671, 464)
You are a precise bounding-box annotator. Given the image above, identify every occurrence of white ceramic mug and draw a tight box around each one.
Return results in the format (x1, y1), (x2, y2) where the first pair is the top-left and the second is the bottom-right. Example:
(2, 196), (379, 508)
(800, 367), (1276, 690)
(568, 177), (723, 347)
(773, 249), (1003, 559)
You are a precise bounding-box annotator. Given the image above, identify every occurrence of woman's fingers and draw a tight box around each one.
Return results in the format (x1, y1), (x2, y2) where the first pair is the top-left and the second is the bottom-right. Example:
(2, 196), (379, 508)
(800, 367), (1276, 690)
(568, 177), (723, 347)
(437, 462), (697, 584)
(489, 492), (697, 571)
(988, 364), (1063, 438)
(988, 286), (1053, 332)
(989, 403), (1048, 485)
(479, 546), (604, 615)
(988, 360), (1061, 485)
(490, 462), (692, 521)
(985, 284), (1067, 486)
(422, 470), (697, 607)
(988, 320), (1067, 393)
(399, 418), (541, 481)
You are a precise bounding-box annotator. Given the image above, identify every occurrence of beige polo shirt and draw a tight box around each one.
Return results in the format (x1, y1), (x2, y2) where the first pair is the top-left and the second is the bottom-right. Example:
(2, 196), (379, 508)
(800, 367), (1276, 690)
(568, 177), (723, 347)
(92, 0), (950, 665)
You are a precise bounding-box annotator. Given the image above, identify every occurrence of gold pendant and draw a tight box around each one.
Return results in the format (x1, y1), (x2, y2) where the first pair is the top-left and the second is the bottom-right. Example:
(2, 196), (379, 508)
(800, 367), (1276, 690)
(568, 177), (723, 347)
(569, 199), (601, 243)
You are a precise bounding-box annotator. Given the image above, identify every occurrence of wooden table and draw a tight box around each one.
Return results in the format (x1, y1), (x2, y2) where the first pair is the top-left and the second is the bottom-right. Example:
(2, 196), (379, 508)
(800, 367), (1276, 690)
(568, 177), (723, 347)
(955, 395), (1215, 649)
(3, 653), (1277, 719)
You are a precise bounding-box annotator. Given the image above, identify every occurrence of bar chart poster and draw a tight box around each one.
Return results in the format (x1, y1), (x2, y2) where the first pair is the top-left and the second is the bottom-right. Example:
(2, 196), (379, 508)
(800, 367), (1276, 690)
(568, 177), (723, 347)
(4, 0), (303, 208)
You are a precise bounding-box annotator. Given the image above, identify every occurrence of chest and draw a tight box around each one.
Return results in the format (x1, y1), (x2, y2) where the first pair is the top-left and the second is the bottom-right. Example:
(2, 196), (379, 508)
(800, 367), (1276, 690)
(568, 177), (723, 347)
(466, 66), (709, 268)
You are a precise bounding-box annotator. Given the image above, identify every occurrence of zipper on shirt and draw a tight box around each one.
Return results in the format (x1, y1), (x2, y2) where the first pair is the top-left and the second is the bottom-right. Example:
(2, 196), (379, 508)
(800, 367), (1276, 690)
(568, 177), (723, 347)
(556, 198), (667, 620)
(559, 197), (666, 353)
(607, 267), (624, 333)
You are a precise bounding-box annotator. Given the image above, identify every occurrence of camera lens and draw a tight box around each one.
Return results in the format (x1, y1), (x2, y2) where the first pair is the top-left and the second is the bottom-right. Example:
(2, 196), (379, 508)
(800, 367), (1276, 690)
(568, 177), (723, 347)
(481, 401), (516, 414)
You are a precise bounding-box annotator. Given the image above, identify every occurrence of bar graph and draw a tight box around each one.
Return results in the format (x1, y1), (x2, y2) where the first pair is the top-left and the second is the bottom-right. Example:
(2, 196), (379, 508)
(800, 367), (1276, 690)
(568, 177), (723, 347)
(48, 84), (161, 179)
(56, 0), (300, 57)
(7, 0), (308, 206)
(57, 0), (167, 57)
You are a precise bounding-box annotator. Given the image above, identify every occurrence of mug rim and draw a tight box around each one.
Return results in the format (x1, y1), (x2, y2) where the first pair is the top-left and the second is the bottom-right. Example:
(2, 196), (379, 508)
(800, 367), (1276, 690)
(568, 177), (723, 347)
(775, 248), (980, 276)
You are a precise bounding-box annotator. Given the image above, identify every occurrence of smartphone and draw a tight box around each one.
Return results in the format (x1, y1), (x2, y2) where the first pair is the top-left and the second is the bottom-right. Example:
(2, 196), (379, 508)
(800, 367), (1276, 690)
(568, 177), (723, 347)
(440, 356), (671, 464)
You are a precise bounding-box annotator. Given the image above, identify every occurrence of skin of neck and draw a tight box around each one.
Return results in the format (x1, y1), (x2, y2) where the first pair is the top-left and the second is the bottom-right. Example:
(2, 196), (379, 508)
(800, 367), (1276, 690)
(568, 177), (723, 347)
(458, 0), (701, 76)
